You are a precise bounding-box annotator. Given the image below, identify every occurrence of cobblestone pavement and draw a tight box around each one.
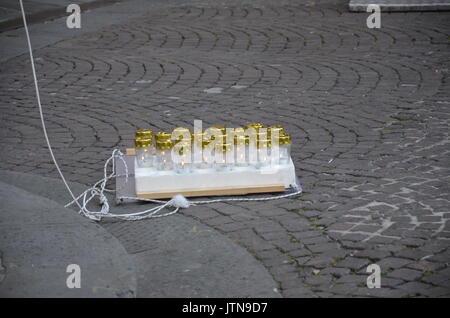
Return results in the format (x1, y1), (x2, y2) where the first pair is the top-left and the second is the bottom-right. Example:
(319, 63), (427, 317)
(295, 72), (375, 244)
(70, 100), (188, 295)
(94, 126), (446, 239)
(1, 0), (449, 297)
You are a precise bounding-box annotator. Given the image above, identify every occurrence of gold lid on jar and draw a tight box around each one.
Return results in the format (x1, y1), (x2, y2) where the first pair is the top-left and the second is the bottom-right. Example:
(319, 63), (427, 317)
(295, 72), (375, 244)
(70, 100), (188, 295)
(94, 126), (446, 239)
(135, 138), (153, 148)
(191, 130), (204, 137)
(135, 129), (153, 139)
(156, 140), (174, 150)
(233, 127), (245, 136)
(155, 132), (171, 142)
(278, 134), (291, 145)
(211, 125), (227, 134)
(268, 125), (285, 136)
(255, 130), (268, 141)
(245, 123), (264, 131)
(191, 131), (204, 143)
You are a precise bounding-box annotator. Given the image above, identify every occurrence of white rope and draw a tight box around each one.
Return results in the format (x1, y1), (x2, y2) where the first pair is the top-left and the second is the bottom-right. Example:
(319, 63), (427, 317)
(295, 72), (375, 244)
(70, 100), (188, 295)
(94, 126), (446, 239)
(65, 149), (302, 221)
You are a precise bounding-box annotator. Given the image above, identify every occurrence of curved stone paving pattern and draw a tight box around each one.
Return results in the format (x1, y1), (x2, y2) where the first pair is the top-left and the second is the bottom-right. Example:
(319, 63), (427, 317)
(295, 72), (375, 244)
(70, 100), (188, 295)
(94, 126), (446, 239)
(0, 1), (449, 297)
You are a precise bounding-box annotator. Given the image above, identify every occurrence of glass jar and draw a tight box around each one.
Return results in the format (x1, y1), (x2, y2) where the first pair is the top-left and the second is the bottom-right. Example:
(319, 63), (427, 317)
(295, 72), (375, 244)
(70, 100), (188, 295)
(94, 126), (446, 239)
(191, 131), (204, 169)
(135, 138), (155, 168)
(256, 129), (268, 141)
(249, 128), (269, 168)
(242, 126), (257, 167)
(174, 142), (192, 174)
(206, 126), (224, 142)
(214, 133), (228, 148)
(211, 125), (227, 134)
(172, 127), (191, 144)
(268, 126), (284, 165)
(278, 134), (291, 165)
(268, 125), (284, 139)
(214, 143), (233, 171)
(156, 140), (174, 171)
(201, 139), (214, 169)
(234, 135), (249, 167)
(257, 138), (271, 169)
(247, 136), (258, 168)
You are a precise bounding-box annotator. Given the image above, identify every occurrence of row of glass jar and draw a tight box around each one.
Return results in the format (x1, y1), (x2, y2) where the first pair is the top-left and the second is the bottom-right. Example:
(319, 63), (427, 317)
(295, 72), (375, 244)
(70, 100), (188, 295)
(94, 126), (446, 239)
(134, 123), (292, 173)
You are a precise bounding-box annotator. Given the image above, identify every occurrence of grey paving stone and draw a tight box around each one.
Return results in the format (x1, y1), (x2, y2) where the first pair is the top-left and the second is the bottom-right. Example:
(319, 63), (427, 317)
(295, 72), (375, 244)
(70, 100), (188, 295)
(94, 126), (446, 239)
(335, 274), (366, 284)
(421, 274), (450, 287)
(335, 257), (371, 271)
(388, 268), (423, 281)
(397, 281), (433, 292)
(406, 260), (444, 272)
(320, 267), (351, 278)
(355, 249), (392, 260)
(380, 277), (405, 288)
(394, 248), (430, 260)
(420, 286), (450, 297)
(304, 274), (334, 286)
(378, 257), (414, 270)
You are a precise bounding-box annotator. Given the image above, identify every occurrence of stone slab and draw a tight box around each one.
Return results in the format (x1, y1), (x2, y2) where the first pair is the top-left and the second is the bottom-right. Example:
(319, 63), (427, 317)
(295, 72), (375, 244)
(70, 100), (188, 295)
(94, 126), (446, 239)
(0, 180), (136, 297)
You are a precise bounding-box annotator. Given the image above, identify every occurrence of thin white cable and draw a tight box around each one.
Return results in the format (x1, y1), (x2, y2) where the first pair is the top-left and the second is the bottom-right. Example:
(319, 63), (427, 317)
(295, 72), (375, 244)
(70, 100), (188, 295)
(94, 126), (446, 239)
(19, 0), (82, 210)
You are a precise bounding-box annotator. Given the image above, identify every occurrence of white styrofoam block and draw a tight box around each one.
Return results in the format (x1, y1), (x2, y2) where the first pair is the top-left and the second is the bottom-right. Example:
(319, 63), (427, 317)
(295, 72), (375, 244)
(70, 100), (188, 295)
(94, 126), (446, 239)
(135, 158), (298, 194)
